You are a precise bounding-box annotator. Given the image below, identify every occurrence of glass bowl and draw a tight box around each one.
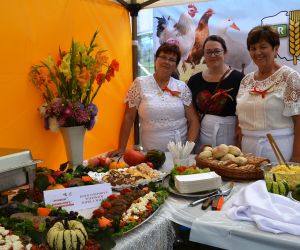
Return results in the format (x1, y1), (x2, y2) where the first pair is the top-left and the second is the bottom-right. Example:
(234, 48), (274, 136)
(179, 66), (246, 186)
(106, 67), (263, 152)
(261, 162), (300, 191)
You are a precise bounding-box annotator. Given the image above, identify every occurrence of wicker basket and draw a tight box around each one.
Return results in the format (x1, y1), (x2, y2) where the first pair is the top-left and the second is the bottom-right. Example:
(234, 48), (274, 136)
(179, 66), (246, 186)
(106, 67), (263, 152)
(195, 154), (270, 180)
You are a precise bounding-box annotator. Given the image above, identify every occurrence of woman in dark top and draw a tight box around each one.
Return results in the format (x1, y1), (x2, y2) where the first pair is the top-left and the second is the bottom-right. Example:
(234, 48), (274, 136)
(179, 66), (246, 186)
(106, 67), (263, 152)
(188, 35), (244, 152)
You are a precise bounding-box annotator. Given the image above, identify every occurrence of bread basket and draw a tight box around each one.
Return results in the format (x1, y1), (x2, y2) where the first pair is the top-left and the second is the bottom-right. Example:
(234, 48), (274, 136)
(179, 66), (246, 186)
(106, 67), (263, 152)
(195, 154), (270, 180)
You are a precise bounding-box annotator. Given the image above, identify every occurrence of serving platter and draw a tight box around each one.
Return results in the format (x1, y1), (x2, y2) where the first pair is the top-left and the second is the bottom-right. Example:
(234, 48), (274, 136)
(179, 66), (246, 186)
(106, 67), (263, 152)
(88, 164), (167, 191)
(162, 175), (217, 198)
(120, 205), (163, 235)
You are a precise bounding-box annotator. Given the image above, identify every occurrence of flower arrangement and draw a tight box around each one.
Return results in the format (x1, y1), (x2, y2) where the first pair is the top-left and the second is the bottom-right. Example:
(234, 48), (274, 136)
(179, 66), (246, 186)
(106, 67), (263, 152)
(31, 31), (119, 131)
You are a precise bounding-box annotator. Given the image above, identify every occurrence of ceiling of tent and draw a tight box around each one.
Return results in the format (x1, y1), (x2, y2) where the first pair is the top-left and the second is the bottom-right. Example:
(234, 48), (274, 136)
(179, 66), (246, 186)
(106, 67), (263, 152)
(113, 0), (211, 9)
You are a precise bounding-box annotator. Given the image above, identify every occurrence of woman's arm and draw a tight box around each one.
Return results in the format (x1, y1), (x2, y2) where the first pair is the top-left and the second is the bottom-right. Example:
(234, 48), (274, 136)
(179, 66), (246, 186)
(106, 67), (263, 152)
(107, 104), (137, 157)
(235, 118), (242, 148)
(184, 104), (200, 143)
(291, 115), (300, 163)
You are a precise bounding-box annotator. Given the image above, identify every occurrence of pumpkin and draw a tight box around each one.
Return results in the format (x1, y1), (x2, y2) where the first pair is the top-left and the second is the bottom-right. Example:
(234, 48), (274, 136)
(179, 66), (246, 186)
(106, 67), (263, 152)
(109, 158), (128, 170)
(47, 184), (65, 190)
(47, 220), (88, 250)
(145, 149), (166, 169)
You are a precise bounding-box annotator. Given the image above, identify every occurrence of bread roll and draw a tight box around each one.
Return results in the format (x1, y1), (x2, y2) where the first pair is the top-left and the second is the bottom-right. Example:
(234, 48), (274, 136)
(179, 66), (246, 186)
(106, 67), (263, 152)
(198, 150), (212, 159)
(203, 146), (213, 152)
(234, 156), (248, 166)
(228, 145), (242, 156)
(212, 144), (229, 159)
(220, 153), (236, 162)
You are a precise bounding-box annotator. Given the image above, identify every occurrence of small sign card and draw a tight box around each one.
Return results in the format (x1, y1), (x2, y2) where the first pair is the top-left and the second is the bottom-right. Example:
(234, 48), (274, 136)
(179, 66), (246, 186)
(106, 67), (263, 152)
(44, 183), (112, 212)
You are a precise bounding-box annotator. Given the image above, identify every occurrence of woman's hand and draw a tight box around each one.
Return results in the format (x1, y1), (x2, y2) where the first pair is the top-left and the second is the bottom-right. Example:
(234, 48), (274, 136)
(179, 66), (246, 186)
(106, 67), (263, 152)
(107, 149), (125, 158)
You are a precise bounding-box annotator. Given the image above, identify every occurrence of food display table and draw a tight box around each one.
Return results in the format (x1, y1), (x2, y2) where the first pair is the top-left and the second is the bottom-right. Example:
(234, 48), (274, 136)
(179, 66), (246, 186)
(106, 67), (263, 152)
(157, 153), (300, 250)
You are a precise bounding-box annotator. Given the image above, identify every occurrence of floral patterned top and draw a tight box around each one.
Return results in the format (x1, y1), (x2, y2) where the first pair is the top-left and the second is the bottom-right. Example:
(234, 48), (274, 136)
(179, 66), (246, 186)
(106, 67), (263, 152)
(125, 75), (192, 151)
(236, 65), (300, 130)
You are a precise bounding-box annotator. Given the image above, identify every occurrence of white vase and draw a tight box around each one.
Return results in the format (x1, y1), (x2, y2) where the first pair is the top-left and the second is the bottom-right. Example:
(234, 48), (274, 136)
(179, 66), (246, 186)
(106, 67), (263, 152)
(60, 125), (86, 167)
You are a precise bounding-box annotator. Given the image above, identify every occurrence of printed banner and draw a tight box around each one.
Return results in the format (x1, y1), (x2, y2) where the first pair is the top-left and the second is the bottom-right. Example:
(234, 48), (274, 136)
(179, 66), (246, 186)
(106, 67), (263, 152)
(153, 0), (300, 81)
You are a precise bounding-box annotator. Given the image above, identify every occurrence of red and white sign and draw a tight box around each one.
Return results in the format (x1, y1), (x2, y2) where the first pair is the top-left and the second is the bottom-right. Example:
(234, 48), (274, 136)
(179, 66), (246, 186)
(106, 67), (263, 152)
(44, 183), (112, 212)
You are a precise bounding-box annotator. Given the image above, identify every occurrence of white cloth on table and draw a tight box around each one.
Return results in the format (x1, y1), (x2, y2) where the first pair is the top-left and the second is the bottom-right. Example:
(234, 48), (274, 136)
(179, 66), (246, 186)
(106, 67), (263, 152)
(241, 128), (294, 162)
(125, 75), (192, 152)
(227, 180), (300, 235)
(195, 114), (236, 152)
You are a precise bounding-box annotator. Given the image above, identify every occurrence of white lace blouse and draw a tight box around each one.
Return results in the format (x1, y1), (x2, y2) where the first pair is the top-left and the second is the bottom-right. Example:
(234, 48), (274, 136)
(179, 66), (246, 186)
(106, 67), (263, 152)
(125, 75), (192, 151)
(236, 65), (300, 131)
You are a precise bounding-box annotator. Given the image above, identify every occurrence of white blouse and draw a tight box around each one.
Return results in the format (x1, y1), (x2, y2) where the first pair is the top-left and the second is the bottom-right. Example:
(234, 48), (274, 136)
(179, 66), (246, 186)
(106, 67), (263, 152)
(236, 65), (300, 131)
(125, 75), (192, 151)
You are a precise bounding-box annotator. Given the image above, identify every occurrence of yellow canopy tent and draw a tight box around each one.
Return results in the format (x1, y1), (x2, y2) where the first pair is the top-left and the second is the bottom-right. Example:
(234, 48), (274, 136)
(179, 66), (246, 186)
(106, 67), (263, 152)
(0, 0), (210, 168)
(0, 0), (132, 169)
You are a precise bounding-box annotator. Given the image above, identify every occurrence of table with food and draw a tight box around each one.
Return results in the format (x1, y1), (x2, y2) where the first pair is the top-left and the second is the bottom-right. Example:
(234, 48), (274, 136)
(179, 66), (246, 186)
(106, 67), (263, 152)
(0, 142), (300, 250)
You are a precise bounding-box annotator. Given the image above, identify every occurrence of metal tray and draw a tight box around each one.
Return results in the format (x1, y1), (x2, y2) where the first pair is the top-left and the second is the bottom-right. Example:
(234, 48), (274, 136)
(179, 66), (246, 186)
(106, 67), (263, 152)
(0, 148), (42, 193)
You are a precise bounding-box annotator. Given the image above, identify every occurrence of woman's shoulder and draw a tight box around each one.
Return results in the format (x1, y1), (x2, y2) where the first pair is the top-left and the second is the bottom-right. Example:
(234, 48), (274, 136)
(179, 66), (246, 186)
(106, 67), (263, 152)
(231, 69), (245, 77)
(228, 69), (245, 82)
(187, 71), (203, 82)
(280, 65), (300, 77)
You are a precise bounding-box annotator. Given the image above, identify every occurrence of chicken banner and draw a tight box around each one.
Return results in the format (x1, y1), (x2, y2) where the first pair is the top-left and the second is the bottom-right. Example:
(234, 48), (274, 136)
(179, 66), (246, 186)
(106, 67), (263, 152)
(153, 0), (300, 81)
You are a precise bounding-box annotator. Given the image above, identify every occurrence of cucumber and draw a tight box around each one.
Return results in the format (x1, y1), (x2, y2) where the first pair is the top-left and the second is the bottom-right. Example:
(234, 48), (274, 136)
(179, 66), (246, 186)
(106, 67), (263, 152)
(266, 181), (273, 192)
(272, 182), (279, 194)
(266, 180), (289, 196)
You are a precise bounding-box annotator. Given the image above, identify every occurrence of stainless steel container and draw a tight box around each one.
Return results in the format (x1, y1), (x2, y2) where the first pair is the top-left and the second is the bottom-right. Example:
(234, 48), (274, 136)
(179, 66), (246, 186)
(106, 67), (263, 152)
(0, 148), (42, 197)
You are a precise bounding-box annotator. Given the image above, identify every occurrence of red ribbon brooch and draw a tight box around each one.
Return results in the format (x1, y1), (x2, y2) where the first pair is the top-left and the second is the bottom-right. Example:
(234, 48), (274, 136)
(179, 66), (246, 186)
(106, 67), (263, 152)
(249, 83), (276, 99)
(211, 88), (234, 101)
(163, 86), (181, 97)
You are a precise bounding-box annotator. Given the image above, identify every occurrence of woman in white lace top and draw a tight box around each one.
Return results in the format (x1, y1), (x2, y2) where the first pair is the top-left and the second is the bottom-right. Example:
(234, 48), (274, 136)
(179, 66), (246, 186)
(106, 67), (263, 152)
(109, 43), (199, 156)
(236, 25), (300, 162)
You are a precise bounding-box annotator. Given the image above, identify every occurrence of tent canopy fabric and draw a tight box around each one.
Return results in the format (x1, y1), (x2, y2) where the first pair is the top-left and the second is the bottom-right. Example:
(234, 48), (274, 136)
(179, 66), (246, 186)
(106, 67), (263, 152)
(112, 0), (211, 9)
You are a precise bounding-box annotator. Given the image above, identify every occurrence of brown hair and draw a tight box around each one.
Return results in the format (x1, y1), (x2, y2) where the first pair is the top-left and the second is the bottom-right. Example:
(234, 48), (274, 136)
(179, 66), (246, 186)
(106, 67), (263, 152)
(203, 35), (227, 53)
(247, 25), (280, 50)
(155, 43), (181, 65)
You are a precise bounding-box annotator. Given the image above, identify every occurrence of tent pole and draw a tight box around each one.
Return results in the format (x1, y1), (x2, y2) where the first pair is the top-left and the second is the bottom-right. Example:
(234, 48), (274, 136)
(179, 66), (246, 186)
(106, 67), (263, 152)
(130, 1), (140, 146)
(115, 0), (159, 147)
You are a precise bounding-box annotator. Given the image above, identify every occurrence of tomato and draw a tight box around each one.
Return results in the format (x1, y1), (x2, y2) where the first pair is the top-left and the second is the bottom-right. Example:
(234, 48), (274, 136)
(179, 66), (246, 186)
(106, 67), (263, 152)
(120, 188), (132, 195)
(176, 166), (187, 173)
(101, 201), (112, 209)
(107, 194), (119, 200)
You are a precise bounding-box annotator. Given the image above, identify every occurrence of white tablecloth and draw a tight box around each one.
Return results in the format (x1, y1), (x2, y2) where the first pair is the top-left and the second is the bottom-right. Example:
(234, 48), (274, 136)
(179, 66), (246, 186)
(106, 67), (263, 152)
(158, 153), (300, 250)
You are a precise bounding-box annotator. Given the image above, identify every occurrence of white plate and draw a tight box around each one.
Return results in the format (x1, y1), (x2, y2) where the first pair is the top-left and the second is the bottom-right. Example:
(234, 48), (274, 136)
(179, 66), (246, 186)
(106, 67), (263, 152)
(288, 191), (300, 203)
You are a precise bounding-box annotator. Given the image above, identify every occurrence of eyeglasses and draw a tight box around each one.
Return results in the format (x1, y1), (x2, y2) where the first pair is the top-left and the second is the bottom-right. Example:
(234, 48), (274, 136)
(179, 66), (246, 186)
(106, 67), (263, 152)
(157, 56), (177, 63)
(204, 49), (224, 57)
